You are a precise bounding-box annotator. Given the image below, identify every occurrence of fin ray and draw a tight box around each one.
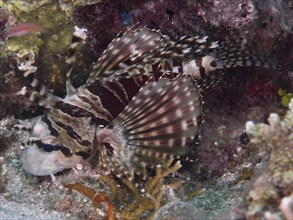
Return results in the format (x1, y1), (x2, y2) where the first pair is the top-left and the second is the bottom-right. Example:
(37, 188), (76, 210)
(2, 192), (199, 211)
(95, 76), (202, 179)
(85, 27), (166, 86)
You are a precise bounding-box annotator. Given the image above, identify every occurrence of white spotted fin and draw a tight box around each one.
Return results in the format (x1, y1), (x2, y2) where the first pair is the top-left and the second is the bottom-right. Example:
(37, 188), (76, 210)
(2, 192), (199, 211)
(84, 27), (169, 86)
(94, 76), (202, 179)
(214, 33), (276, 69)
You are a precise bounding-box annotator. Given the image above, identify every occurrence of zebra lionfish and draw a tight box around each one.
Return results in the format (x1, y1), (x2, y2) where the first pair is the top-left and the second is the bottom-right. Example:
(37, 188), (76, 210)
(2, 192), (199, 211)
(20, 27), (203, 180)
(19, 26), (272, 180)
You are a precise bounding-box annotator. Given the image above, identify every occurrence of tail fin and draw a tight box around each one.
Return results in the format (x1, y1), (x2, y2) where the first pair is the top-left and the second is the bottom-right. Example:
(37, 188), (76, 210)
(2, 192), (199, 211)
(215, 33), (277, 69)
(95, 76), (202, 179)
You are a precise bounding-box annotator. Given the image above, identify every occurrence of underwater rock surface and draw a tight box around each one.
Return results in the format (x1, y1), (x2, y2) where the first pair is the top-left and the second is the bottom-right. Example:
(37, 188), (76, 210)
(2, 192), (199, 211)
(0, 0), (292, 219)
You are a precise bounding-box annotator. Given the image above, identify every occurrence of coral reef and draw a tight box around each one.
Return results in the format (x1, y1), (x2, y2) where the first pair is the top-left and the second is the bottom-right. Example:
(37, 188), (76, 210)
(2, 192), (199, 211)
(3, 2), (74, 92)
(246, 99), (293, 190)
(0, 1), (100, 119)
(0, 0), (96, 99)
(245, 98), (293, 219)
(0, 0), (292, 219)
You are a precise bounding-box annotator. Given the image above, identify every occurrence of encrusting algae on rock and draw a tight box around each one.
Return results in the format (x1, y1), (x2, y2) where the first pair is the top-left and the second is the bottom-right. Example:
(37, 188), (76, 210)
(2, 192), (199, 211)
(245, 98), (293, 219)
(0, 1), (91, 94)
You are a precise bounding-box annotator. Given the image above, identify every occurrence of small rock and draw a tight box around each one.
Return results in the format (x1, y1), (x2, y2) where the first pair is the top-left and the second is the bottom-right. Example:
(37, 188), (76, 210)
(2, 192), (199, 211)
(154, 200), (208, 220)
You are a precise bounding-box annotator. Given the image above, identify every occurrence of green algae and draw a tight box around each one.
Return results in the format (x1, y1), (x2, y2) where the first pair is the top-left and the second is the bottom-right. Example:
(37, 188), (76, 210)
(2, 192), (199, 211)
(278, 88), (293, 107)
(0, 0), (52, 14)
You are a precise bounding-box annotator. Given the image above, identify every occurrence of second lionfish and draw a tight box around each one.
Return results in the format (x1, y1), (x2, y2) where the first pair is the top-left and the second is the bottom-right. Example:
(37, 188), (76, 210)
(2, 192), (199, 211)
(19, 26), (273, 180)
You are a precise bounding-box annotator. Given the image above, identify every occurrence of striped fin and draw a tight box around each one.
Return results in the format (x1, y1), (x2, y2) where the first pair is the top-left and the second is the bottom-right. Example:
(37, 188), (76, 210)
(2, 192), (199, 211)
(20, 69), (113, 156)
(173, 33), (277, 91)
(169, 27), (276, 70)
(166, 33), (219, 62)
(100, 81), (130, 106)
(20, 70), (113, 123)
(164, 17), (220, 62)
(84, 27), (167, 86)
(20, 71), (62, 109)
(195, 70), (225, 91)
(95, 76), (202, 179)
(215, 33), (277, 69)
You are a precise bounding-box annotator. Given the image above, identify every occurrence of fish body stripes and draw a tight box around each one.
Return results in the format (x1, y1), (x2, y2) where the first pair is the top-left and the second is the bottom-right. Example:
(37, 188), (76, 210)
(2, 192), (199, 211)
(18, 26), (273, 179)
